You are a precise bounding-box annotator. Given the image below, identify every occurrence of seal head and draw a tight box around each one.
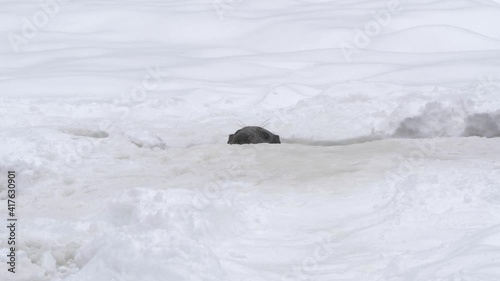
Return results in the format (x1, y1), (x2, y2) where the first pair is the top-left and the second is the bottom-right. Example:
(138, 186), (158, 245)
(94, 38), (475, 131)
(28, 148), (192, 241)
(228, 126), (281, 145)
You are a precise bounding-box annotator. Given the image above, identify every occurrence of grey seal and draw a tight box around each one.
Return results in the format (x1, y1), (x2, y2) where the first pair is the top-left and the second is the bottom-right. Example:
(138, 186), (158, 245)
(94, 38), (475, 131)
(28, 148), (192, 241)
(228, 126), (281, 145)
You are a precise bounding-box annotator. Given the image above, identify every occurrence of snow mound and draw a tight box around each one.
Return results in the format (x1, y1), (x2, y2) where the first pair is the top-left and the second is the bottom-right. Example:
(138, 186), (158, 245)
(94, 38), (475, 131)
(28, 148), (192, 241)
(393, 102), (500, 138)
(464, 113), (500, 138)
(125, 130), (167, 150)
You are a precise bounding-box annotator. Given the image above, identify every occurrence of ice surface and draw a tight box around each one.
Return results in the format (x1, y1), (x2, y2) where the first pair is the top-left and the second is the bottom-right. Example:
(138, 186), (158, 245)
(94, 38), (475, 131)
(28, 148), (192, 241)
(1, 0), (500, 281)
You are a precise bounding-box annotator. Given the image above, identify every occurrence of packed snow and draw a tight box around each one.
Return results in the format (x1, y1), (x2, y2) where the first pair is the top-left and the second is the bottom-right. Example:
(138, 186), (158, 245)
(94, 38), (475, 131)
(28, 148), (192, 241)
(1, 0), (500, 280)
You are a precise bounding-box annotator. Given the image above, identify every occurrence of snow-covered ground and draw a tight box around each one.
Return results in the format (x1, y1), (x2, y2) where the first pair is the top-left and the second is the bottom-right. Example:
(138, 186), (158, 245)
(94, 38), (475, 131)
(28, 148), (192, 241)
(1, 0), (500, 280)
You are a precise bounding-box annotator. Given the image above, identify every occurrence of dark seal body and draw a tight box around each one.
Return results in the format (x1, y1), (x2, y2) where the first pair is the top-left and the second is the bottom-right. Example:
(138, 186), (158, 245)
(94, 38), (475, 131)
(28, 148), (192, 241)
(228, 126), (281, 145)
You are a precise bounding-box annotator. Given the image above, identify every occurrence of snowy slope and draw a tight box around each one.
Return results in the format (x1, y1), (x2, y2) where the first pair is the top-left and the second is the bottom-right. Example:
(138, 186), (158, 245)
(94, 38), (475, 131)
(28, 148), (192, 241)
(1, 0), (500, 280)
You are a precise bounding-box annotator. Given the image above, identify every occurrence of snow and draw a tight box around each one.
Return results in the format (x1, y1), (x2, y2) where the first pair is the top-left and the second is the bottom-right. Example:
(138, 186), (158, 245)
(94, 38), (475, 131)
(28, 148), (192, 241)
(1, 0), (500, 280)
